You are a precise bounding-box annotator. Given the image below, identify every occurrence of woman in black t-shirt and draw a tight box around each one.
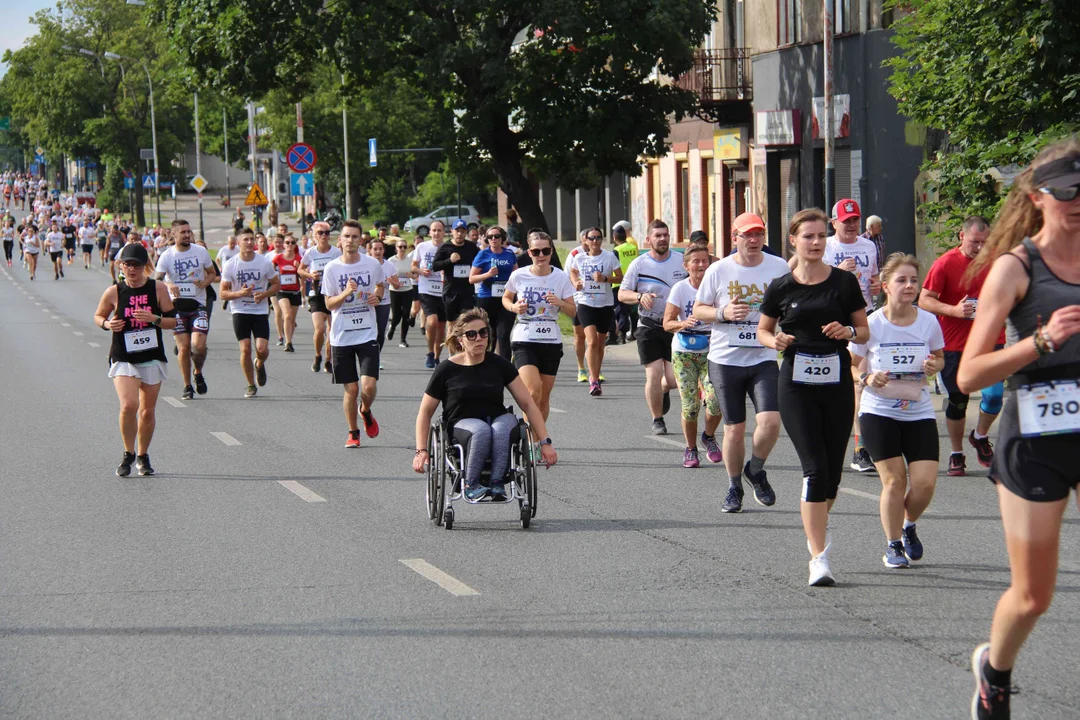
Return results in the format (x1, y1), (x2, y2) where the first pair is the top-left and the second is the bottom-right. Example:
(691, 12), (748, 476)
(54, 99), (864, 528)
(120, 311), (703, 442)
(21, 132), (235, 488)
(414, 308), (557, 501)
(759, 208), (869, 587)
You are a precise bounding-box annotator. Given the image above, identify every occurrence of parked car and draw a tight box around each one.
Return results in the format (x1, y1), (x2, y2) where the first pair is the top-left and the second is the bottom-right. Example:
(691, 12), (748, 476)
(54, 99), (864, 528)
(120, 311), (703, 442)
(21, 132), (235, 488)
(73, 191), (97, 207)
(403, 205), (481, 236)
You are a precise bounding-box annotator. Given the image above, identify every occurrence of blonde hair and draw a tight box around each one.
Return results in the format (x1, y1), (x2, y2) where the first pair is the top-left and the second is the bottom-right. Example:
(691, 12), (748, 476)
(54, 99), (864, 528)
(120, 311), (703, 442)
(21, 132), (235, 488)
(880, 252), (920, 285)
(972, 134), (1080, 277)
(788, 208), (830, 239)
(444, 307), (490, 354)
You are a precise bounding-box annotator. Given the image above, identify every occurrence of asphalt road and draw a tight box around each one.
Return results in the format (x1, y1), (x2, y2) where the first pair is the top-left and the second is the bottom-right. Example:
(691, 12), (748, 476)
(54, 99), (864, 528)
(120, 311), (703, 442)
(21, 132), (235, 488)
(0, 250), (1077, 719)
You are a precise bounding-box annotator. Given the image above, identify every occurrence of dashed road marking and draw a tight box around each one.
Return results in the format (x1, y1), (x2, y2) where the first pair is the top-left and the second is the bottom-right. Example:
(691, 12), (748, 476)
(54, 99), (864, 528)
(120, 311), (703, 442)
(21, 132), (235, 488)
(278, 480), (327, 503)
(210, 431), (242, 446)
(51, 316), (60, 320)
(400, 559), (480, 596)
(72, 331), (84, 336)
(62, 323), (71, 327)
(88, 341), (101, 348)
(162, 396), (186, 408)
(839, 487), (881, 502)
(643, 434), (687, 449)
(549, 407), (567, 414)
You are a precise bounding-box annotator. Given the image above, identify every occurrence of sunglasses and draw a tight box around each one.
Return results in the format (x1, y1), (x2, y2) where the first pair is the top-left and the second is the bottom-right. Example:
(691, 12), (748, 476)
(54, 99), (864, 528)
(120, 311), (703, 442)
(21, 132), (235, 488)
(486, 233), (504, 240)
(314, 230), (329, 236)
(528, 246), (553, 257)
(586, 234), (603, 241)
(1039, 185), (1080, 202)
(463, 327), (490, 341)
(285, 241), (296, 245)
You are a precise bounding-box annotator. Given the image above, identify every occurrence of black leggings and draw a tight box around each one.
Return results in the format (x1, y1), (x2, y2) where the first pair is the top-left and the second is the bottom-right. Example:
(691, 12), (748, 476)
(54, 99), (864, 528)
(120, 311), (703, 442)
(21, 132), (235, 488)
(375, 304), (391, 351)
(777, 357), (855, 503)
(2, 241), (12, 262)
(480, 296), (513, 361)
(388, 291), (412, 343)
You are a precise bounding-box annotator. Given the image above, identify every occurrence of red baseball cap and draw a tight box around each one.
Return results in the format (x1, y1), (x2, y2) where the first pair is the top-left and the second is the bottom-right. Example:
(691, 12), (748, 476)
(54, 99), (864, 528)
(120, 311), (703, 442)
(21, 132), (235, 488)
(832, 199), (861, 222)
(732, 212), (766, 233)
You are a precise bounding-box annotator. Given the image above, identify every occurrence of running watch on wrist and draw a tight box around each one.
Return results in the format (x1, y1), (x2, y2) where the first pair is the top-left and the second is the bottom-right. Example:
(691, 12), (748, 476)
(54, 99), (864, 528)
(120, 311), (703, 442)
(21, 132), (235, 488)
(847, 325), (856, 339)
(540, 438), (553, 446)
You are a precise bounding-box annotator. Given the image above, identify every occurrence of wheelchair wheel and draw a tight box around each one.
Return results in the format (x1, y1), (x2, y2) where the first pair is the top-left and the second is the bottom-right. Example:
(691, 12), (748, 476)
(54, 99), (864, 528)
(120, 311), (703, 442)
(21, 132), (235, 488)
(433, 426), (447, 526)
(520, 503), (530, 529)
(524, 425), (539, 519)
(443, 506), (454, 530)
(426, 425), (438, 522)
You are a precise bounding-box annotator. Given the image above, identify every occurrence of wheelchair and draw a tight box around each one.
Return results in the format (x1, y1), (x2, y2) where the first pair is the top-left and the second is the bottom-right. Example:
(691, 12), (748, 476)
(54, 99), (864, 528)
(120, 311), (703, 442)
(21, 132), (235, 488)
(425, 409), (539, 530)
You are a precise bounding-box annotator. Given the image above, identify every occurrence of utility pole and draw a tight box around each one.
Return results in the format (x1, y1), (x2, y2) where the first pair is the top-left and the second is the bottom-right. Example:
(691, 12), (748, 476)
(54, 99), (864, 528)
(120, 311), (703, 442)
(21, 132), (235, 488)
(823, 0), (835, 214)
(194, 91), (205, 242)
(342, 75), (351, 221)
(223, 107), (231, 208)
(297, 101), (306, 239)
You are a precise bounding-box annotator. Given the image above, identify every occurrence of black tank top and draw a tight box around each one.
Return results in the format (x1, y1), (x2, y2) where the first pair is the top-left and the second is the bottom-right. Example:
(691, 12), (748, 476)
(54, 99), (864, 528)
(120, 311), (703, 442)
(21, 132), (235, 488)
(1007, 237), (1080, 384)
(110, 279), (168, 365)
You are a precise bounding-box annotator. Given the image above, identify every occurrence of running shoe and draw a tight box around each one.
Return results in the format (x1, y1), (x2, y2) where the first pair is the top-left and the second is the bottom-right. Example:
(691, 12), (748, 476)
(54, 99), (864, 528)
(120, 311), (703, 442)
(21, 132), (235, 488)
(425, 352), (436, 369)
(135, 454), (155, 477)
(345, 430), (361, 448)
(883, 541), (909, 569)
(387, 325), (395, 340)
(284, 343), (295, 353)
(701, 433), (722, 463)
(970, 643), (1015, 720)
(808, 554), (835, 586)
(182, 385), (195, 400)
(902, 523), (924, 561)
(577, 368), (588, 383)
(589, 380), (602, 397)
(683, 448), (700, 468)
(244, 384), (257, 398)
(312, 356), (322, 373)
(194, 372), (207, 395)
(464, 479), (488, 501)
(850, 447), (875, 473)
(398, 341), (409, 348)
(598, 374), (605, 383)
(721, 481), (744, 513)
(948, 453), (967, 477)
(743, 462), (777, 507)
(490, 483), (507, 501)
(59, 267), (64, 278)
(969, 431), (995, 467)
(276, 337), (284, 346)
(662, 390), (671, 416)
(361, 409), (379, 438)
(651, 418), (667, 435)
(116, 451), (135, 477)
(324, 359), (333, 374)
(255, 360), (267, 387)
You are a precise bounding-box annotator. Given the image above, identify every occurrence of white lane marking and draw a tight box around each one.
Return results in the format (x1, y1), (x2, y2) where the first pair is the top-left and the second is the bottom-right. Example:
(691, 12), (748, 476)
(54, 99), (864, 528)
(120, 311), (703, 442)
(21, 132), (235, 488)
(549, 407), (567, 414)
(278, 480), (328, 503)
(72, 331), (84, 336)
(210, 431), (242, 446)
(51, 316), (60, 320)
(643, 434), (687, 449)
(62, 323), (71, 327)
(41, 308), (49, 313)
(88, 341), (101, 348)
(35, 302), (41, 306)
(839, 487), (880, 501)
(399, 559), (480, 597)
(162, 396), (186, 408)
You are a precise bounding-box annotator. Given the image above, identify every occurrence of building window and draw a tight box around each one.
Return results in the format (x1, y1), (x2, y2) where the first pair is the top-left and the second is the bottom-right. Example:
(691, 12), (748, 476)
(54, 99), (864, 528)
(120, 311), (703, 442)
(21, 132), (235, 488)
(779, 0), (802, 46)
(834, 0), (852, 34)
(678, 161), (690, 242)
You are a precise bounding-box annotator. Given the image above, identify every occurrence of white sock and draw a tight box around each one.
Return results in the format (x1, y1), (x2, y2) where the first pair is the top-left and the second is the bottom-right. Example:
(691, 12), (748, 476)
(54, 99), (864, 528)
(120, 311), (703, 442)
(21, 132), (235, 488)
(973, 430), (988, 440)
(903, 519), (916, 530)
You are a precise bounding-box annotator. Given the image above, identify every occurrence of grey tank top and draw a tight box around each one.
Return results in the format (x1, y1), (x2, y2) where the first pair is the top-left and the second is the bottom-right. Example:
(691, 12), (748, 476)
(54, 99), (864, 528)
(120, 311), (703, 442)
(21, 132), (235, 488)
(1006, 237), (1080, 382)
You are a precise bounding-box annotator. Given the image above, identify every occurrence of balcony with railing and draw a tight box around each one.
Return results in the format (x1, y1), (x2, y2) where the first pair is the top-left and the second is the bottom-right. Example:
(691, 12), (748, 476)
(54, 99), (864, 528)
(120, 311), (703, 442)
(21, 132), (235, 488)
(675, 48), (753, 125)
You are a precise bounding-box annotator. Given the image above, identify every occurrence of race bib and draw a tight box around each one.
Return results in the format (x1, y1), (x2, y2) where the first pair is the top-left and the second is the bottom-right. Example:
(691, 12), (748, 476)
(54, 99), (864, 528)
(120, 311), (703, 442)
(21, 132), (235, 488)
(583, 281), (605, 295)
(878, 342), (927, 377)
(1017, 381), (1080, 437)
(491, 282), (506, 296)
(397, 275), (413, 290)
(176, 282), (197, 298)
(453, 264), (470, 279)
(341, 304), (371, 331)
(311, 258), (329, 272)
(124, 328), (159, 353)
(793, 352), (840, 385)
(280, 273), (297, 287)
(524, 320), (558, 342)
(427, 280), (444, 295)
(729, 322), (761, 348)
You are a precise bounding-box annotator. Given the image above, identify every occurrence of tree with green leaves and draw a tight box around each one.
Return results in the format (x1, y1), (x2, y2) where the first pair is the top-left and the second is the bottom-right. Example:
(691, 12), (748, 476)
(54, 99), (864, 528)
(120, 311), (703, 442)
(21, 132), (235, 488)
(153, 0), (715, 232)
(886, 0), (1080, 239)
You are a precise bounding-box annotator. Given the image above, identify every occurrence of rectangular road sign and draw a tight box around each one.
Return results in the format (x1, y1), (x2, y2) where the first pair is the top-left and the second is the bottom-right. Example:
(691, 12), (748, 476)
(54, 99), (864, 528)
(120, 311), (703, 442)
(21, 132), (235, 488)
(140, 148), (155, 160)
(123, 177), (135, 190)
(369, 138), (377, 167)
(142, 174), (157, 189)
(290, 172), (313, 197)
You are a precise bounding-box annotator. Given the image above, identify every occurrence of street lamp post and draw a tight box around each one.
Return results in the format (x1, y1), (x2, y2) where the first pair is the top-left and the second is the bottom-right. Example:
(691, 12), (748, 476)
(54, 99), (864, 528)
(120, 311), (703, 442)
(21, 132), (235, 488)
(105, 52), (160, 228)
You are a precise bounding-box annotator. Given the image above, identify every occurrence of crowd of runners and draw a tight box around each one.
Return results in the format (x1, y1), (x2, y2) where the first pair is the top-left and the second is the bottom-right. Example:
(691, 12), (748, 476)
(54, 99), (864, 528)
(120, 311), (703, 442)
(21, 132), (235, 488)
(0, 136), (1063, 720)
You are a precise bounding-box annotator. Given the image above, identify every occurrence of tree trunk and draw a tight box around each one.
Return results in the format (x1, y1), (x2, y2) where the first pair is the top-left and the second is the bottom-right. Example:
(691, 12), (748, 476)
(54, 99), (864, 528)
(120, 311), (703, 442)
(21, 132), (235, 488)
(489, 127), (547, 235)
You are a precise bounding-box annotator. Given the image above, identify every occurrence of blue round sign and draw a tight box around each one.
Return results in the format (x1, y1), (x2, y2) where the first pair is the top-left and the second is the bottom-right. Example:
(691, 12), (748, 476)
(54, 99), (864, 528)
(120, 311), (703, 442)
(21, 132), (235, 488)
(286, 143), (317, 173)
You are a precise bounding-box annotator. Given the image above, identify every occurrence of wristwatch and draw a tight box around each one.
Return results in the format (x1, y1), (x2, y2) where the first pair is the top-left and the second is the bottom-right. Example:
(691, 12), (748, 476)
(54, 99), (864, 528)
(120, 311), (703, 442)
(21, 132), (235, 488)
(539, 438), (553, 446)
(847, 325), (856, 339)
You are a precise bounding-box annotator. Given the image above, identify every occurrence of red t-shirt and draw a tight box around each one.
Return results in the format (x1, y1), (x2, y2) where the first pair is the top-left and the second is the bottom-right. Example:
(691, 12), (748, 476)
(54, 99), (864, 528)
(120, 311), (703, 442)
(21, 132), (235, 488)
(272, 253), (302, 292)
(922, 246), (1005, 351)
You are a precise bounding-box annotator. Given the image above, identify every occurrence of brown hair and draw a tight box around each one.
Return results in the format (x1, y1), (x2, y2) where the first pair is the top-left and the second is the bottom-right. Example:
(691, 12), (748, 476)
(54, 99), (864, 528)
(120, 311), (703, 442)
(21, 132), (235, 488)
(682, 245), (711, 264)
(788, 208), (829, 238)
(341, 219), (363, 232)
(972, 134), (1080, 276)
(444, 307), (490, 354)
(506, 208), (518, 222)
(880, 252), (920, 285)
(236, 227), (255, 238)
(527, 230), (553, 248)
(648, 219), (668, 234)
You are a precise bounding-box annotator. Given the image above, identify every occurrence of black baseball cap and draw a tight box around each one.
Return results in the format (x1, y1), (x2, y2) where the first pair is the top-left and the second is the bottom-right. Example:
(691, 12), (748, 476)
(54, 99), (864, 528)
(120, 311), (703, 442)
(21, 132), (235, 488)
(118, 243), (149, 266)
(1032, 153), (1080, 188)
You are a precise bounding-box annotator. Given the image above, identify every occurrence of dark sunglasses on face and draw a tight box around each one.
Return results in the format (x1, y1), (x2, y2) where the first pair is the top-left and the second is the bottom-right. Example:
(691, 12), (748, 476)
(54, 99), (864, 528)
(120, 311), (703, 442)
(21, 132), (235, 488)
(285, 241), (296, 245)
(1039, 185), (1080, 202)
(463, 327), (490, 341)
(486, 233), (504, 240)
(586, 234), (602, 241)
(529, 246), (553, 257)
(315, 230), (329, 236)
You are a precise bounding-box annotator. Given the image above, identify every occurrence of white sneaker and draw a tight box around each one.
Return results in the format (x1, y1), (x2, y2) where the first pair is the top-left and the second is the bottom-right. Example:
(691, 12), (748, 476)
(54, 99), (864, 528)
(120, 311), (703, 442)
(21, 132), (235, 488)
(808, 553), (835, 587)
(807, 529), (833, 557)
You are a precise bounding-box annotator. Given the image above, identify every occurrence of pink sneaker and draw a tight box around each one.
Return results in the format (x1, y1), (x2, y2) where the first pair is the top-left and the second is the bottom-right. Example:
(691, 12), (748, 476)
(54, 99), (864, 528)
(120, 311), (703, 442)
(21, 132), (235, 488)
(683, 448), (700, 468)
(701, 432), (722, 463)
